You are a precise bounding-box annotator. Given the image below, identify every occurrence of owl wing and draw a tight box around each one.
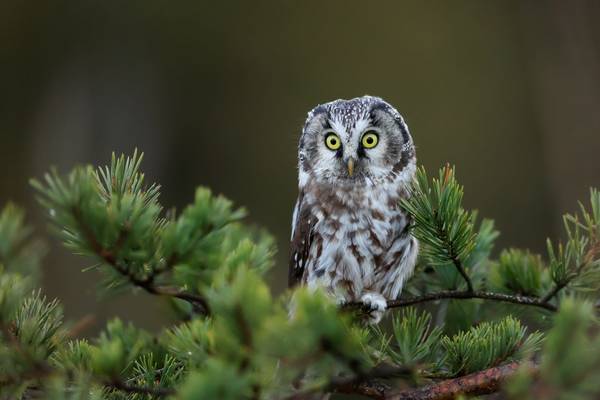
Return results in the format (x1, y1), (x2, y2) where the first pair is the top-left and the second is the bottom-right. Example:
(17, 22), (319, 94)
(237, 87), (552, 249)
(288, 191), (317, 288)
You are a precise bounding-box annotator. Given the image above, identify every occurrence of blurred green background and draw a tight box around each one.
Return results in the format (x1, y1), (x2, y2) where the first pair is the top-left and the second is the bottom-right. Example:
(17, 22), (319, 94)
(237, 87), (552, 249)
(1, 1), (599, 333)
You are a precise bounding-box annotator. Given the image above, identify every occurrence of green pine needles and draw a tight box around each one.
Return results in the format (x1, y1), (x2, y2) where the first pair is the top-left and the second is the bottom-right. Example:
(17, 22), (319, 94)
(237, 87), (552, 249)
(1, 151), (600, 399)
(401, 166), (477, 268)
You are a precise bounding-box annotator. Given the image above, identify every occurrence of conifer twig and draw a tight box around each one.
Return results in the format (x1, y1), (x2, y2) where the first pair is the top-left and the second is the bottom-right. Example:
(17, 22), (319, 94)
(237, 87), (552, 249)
(343, 289), (557, 313)
(108, 378), (175, 397)
(384, 361), (529, 400)
(540, 280), (569, 304)
(72, 207), (210, 315)
(450, 256), (473, 293)
(0, 325), (175, 398)
(291, 362), (530, 400)
(541, 240), (600, 304)
(286, 364), (412, 400)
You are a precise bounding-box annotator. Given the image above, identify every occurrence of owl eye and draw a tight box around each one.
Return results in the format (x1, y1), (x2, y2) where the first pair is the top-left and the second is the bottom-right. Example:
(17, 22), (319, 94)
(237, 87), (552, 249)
(324, 133), (341, 150)
(361, 132), (379, 149)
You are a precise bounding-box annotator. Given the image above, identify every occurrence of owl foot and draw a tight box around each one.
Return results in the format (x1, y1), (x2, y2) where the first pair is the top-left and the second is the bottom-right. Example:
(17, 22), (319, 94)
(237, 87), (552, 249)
(334, 295), (348, 308)
(360, 292), (387, 324)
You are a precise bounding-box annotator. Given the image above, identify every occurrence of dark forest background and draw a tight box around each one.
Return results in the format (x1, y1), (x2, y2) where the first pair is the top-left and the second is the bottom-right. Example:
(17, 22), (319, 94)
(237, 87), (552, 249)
(1, 1), (599, 333)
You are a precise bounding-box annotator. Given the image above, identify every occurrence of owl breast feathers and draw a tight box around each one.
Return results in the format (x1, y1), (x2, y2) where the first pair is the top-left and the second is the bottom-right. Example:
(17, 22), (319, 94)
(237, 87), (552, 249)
(289, 95), (418, 323)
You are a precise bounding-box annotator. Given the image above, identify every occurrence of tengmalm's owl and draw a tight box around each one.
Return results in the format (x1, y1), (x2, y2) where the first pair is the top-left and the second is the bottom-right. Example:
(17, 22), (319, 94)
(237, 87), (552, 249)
(289, 96), (418, 323)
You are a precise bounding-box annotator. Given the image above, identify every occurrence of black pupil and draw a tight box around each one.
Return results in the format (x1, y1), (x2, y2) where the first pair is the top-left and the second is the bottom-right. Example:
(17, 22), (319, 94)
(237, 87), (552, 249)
(330, 138), (336, 145)
(366, 137), (373, 144)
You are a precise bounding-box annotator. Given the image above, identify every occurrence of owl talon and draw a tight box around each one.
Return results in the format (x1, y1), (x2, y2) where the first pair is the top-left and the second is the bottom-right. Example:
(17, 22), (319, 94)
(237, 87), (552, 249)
(335, 296), (347, 307)
(360, 293), (387, 324)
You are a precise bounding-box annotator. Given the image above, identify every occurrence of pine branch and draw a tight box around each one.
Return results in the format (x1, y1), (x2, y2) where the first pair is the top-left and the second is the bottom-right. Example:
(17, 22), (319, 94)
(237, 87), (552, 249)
(234, 305), (261, 400)
(1, 323), (175, 398)
(21, 154), (600, 399)
(72, 207), (210, 315)
(291, 362), (531, 400)
(108, 378), (175, 398)
(450, 256), (473, 293)
(540, 280), (569, 304)
(331, 379), (389, 399)
(540, 190), (600, 305)
(400, 165), (478, 292)
(329, 364), (412, 399)
(439, 171), (474, 293)
(385, 361), (530, 400)
(344, 289), (557, 313)
(151, 286), (210, 314)
(286, 364), (412, 400)
(541, 239), (600, 304)
(541, 261), (582, 305)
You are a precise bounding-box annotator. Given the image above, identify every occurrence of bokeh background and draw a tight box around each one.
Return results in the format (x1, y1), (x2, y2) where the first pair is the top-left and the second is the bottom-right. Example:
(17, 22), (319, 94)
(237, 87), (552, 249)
(1, 1), (599, 333)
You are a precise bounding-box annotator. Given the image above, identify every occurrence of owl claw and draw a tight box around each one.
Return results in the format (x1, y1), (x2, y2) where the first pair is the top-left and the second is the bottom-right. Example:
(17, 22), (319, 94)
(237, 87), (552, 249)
(334, 295), (347, 307)
(360, 292), (387, 324)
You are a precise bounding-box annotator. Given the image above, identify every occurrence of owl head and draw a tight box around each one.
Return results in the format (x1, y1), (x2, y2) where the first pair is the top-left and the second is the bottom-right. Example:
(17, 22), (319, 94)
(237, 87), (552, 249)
(298, 96), (416, 188)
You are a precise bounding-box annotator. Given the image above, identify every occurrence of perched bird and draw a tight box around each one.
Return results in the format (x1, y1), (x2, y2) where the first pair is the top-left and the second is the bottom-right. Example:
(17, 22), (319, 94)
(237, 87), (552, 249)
(289, 96), (418, 323)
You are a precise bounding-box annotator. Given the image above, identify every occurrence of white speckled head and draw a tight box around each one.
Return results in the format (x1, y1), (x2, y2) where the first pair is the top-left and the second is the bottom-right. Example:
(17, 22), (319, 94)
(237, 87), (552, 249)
(298, 95), (416, 188)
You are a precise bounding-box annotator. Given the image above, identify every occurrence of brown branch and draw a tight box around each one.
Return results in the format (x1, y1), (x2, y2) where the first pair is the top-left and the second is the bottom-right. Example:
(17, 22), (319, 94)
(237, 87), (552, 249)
(312, 362), (530, 400)
(385, 361), (529, 400)
(343, 290), (557, 313)
(289, 362), (529, 400)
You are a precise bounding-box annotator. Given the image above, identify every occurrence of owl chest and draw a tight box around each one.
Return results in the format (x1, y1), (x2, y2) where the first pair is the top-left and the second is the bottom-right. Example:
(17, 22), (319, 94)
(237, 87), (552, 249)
(317, 201), (402, 254)
(308, 189), (405, 279)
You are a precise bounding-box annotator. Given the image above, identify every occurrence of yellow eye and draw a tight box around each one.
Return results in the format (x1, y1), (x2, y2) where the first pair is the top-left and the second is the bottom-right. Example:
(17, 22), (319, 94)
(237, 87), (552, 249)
(361, 132), (379, 149)
(325, 133), (341, 150)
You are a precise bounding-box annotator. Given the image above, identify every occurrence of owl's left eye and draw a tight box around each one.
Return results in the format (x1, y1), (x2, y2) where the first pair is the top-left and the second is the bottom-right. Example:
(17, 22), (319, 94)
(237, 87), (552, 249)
(361, 131), (379, 149)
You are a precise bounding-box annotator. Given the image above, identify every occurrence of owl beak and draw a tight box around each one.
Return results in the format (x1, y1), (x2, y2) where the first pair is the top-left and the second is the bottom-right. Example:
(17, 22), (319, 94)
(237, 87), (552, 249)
(347, 157), (355, 177)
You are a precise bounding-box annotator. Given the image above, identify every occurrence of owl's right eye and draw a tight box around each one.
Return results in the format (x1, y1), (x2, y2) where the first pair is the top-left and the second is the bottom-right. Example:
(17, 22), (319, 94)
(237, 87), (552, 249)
(324, 133), (341, 150)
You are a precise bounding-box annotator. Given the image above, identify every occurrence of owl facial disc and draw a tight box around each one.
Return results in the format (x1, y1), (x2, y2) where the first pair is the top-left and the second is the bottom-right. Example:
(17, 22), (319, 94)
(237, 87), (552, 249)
(298, 95), (416, 187)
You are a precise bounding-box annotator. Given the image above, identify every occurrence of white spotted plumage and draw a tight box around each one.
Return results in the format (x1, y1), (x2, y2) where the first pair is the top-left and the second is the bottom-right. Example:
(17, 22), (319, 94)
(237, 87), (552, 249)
(289, 96), (419, 323)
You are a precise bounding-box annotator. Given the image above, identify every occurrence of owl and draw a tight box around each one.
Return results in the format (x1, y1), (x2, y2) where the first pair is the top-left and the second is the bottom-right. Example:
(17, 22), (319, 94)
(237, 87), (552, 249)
(289, 95), (418, 323)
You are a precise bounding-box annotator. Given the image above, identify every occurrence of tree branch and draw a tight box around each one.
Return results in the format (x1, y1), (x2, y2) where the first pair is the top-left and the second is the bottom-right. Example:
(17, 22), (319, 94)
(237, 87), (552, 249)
(540, 280), (569, 304)
(289, 361), (531, 400)
(108, 379), (175, 398)
(152, 285), (210, 314)
(72, 207), (210, 315)
(344, 289), (557, 313)
(450, 257), (473, 293)
(285, 364), (412, 400)
(1, 324), (174, 399)
(330, 364), (412, 399)
(541, 241), (600, 304)
(385, 361), (529, 400)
